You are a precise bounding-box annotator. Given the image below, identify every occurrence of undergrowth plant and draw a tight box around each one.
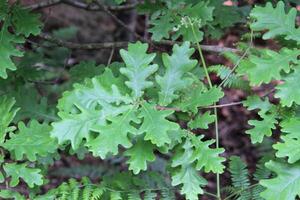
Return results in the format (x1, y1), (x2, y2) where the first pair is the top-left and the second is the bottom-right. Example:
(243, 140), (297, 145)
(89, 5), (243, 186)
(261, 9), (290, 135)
(0, 0), (299, 199)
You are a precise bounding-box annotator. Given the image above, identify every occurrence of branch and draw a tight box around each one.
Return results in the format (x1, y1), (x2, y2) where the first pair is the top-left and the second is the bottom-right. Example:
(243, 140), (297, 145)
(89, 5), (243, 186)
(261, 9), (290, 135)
(38, 33), (239, 53)
(26, 0), (137, 11)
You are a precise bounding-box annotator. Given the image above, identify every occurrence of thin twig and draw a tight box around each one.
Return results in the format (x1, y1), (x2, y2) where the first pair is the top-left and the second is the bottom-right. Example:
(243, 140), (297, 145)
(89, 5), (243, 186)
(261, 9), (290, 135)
(38, 33), (238, 53)
(26, 0), (137, 11)
(94, 0), (144, 41)
(218, 29), (254, 87)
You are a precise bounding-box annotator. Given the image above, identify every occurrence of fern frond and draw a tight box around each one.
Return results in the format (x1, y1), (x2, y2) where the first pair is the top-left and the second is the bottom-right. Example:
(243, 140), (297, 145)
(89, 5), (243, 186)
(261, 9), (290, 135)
(161, 189), (175, 200)
(128, 191), (141, 200)
(91, 187), (104, 200)
(68, 178), (80, 200)
(229, 156), (250, 189)
(110, 191), (122, 200)
(144, 190), (156, 200)
(209, 65), (250, 90)
(82, 185), (92, 200)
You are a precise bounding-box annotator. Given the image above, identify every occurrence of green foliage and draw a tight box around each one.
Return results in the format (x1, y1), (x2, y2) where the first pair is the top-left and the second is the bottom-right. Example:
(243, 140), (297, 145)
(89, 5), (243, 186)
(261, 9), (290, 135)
(260, 161), (300, 200)
(0, 2), (41, 78)
(156, 42), (197, 105)
(120, 42), (158, 99)
(2, 120), (58, 161)
(1, 1), (300, 199)
(3, 163), (43, 188)
(250, 1), (300, 43)
(0, 95), (19, 144)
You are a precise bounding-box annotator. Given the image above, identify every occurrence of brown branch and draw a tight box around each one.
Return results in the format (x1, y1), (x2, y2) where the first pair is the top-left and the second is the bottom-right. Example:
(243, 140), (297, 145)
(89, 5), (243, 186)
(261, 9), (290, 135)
(39, 33), (129, 49)
(26, 0), (137, 11)
(38, 33), (238, 53)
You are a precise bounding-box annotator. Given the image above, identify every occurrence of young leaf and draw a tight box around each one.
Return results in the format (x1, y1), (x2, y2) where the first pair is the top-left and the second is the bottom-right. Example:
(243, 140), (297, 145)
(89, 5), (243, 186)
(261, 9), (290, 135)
(275, 67), (300, 107)
(124, 138), (156, 174)
(260, 161), (300, 200)
(139, 102), (179, 147)
(3, 163), (43, 188)
(250, 1), (300, 43)
(156, 42), (197, 106)
(120, 42), (158, 99)
(0, 95), (19, 144)
(2, 120), (58, 161)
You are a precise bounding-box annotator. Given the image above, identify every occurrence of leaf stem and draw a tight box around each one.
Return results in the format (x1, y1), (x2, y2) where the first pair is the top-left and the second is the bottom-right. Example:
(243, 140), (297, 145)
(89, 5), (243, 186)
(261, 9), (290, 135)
(190, 20), (221, 200)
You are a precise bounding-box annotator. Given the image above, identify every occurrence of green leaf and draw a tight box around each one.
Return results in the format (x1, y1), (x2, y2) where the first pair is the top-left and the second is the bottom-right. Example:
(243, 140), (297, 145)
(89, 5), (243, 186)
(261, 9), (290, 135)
(246, 113), (278, 144)
(119, 42), (158, 99)
(2, 120), (58, 161)
(139, 102), (179, 147)
(171, 140), (207, 200)
(86, 109), (139, 158)
(260, 161), (300, 200)
(156, 42), (197, 105)
(69, 61), (105, 83)
(3, 163), (43, 188)
(237, 48), (300, 86)
(149, 13), (174, 41)
(175, 85), (224, 113)
(0, 95), (19, 144)
(250, 1), (300, 43)
(0, 25), (24, 79)
(172, 164), (207, 200)
(243, 95), (273, 117)
(58, 68), (131, 113)
(11, 5), (42, 37)
(0, 190), (25, 200)
(51, 104), (131, 149)
(191, 135), (225, 173)
(124, 138), (156, 174)
(188, 111), (215, 130)
(12, 86), (57, 122)
(273, 117), (300, 163)
(275, 68), (300, 107)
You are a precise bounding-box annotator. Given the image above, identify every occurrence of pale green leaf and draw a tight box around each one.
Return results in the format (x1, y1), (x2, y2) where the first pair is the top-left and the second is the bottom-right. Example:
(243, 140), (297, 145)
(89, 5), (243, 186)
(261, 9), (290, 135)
(156, 42), (197, 105)
(260, 161), (300, 200)
(120, 42), (158, 99)
(243, 95), (273, 117)
(86, 109), (138, 158)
